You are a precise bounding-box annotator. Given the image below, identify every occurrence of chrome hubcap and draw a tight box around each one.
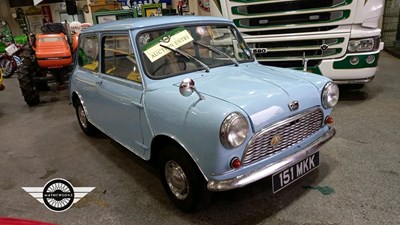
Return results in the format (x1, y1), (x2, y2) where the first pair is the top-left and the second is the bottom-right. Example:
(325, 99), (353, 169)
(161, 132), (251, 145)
(78, 105), (88, 128)
(165, 160), (189, 200)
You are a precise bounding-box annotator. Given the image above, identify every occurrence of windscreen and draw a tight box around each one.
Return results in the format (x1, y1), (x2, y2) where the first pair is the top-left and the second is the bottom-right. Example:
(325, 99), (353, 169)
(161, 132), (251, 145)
(137, 24), (254, 78)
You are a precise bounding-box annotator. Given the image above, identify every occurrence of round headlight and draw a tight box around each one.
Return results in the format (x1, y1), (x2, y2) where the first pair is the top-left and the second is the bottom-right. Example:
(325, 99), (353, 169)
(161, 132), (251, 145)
(366, 55), (375, 64)
(220, 112), (249, 149)
(322, 82), (339, 109)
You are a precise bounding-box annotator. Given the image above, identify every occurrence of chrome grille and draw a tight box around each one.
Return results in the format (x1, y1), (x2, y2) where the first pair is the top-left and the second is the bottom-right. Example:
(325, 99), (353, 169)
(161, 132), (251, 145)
(232, 0), (347, 14)
(231, 0), (352, 29)
(247, 37), (346, 66)
(235, 11), (348, 28)
(229, 0), (354, 69)
(242, 108), (324, 166)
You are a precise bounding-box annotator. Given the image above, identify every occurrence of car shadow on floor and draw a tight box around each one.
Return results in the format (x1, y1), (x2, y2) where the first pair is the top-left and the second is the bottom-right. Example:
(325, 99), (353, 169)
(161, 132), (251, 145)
(189, 160), (335, 224)
(82, 129), (338, 224)
(338, 84), (384, 102)
(338, 85), (369, 101)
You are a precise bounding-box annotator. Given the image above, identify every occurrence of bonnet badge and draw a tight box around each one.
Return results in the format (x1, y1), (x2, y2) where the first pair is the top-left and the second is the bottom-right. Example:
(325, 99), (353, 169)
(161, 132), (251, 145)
(288, 100), (299, 111)
(270, 134), (282, 148)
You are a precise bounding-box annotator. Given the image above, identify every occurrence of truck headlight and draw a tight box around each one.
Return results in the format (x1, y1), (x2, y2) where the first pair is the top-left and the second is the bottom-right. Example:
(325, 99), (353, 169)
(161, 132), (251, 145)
(220, 112), (249, 149)
(347, 37), (380, 53)
(322, 82), (339, 109)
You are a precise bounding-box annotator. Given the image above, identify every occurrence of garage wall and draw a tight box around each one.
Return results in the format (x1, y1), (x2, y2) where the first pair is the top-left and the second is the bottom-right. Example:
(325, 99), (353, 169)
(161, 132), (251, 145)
(170, 0), (210, 16)
(0, 0), (91, 36)
(0, 0), (22, 35)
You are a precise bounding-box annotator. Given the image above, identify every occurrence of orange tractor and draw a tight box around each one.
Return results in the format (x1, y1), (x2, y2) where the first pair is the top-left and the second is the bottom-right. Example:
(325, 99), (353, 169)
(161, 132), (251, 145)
(18, 23), (78, 106)
(34, 32), (73, 70)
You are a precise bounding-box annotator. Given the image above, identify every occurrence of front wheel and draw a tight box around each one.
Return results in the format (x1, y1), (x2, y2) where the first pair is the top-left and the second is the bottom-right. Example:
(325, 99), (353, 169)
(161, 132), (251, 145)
(159, 145), (211, 212)
(17, 44), (40, 106)
(18, 71), (40, 106)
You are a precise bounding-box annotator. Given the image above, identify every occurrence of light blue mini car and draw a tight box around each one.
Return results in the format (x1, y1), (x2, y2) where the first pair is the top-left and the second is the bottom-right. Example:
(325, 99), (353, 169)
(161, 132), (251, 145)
(69, 16), (339, 212)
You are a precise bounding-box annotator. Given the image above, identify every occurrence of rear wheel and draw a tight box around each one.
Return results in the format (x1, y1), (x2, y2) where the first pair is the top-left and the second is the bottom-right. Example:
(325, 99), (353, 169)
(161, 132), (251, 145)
(159, 145), (211, 212)
(75, 101), (97, 136)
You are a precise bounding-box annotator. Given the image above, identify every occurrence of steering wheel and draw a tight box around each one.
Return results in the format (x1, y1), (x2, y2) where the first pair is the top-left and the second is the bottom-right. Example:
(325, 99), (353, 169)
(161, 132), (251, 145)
(152, 57), (187, 76)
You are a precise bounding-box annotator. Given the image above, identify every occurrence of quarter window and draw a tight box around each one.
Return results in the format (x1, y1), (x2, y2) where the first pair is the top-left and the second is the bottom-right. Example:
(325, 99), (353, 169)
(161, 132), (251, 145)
(102, 35), (140, 82)
(78, 35), (99, 72)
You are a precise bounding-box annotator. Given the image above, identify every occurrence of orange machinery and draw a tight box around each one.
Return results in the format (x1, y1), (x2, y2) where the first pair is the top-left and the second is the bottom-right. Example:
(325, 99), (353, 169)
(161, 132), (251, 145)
(32, 33), (72, 69)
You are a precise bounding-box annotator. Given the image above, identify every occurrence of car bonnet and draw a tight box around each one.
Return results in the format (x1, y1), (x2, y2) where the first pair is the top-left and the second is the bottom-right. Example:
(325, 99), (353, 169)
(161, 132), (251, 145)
(191, 63), (329, 132)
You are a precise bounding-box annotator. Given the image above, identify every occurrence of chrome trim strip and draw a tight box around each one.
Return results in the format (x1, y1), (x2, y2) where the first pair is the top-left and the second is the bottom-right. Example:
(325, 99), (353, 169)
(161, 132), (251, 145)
(207, 126), (335, 191)
(333, 76), (374, 84)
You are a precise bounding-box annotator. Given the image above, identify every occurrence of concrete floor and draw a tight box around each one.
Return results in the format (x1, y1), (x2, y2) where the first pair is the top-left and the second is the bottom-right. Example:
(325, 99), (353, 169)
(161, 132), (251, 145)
(0, 52), (399, 225)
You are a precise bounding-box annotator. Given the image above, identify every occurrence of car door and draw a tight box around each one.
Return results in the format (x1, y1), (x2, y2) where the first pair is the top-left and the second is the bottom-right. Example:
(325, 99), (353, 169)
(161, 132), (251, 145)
(74, 34), (103, 124)
(95, 33), (145, 156)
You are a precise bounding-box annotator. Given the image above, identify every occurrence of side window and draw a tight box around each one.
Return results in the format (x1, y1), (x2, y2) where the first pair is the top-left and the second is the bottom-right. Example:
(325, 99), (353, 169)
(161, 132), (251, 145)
(78, 35), (99, 72)
(102, 35), (140, 83)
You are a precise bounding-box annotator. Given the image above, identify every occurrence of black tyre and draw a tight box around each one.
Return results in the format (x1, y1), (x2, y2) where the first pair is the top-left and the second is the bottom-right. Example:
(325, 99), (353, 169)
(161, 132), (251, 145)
(0, 57), (17, 78)
(36, 79), (50, 91)
(52, 68), (67, 85)
(17, 44), (40, 106)
(159, 145), (211, 212)
(75, 101), (97, 136)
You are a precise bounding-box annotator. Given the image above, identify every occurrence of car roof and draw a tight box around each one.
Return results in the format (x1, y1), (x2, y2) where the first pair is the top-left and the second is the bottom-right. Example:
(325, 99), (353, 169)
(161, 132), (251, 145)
(81, 16), (232, 33)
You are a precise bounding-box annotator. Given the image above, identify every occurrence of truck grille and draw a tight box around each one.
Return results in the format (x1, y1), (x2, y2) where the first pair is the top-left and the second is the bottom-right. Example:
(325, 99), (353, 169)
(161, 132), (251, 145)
(234, 10), (350, 28)
(232, 0), (349, 15)
(231, 0), (352, 29)
(230, 0), (354, 68)
(242, 108), (323, 166)
(264, 60), (321, 68)
(242, 26), (338, 36)
(248, 37), (346, 67)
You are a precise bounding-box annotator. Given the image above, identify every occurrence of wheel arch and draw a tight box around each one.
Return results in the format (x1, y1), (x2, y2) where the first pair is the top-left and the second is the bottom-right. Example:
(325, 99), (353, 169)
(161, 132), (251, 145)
(150, 134), (208, 181)
(71, 91), (81, 108)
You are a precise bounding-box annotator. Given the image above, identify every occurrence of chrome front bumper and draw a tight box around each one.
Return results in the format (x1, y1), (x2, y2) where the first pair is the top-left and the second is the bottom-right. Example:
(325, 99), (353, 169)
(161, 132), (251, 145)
(207, 127), (336, 191)
(334, 76), (374, 84)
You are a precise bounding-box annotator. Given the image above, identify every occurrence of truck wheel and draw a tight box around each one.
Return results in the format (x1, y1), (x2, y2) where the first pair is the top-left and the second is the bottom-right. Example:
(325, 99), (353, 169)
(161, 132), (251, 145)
(75, 101), (97, 136)
(17, 44), (40, 106)
(159, 145), (211, 212)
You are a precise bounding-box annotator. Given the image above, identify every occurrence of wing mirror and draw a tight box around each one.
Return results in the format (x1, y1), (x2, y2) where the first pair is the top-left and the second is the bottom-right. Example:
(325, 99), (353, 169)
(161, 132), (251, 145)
(179, 78), (204, 100)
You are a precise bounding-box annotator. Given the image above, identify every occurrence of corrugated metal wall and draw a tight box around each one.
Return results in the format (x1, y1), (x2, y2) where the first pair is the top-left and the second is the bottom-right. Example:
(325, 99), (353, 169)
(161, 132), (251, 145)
(382, 0), (400, 50)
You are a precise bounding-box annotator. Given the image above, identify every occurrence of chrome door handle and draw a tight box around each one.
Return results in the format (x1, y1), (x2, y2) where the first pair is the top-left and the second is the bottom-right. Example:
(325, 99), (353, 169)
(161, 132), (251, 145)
(96, 80), (102, 85)
(131, 101), (143, 109)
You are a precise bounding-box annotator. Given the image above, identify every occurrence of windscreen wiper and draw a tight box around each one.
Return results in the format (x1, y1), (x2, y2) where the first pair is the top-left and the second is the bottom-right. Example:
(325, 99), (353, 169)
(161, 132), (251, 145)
(159, 44), (210, 72)
(193, 41), (239, 67)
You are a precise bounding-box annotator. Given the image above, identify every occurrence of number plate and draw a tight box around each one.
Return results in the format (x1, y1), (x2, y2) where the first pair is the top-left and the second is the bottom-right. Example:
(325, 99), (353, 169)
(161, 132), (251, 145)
(272, 151), (320, 193)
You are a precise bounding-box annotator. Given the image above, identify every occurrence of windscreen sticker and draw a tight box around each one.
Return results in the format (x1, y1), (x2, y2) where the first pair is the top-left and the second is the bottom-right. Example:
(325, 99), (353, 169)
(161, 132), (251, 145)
(143, 27), (193, 63)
